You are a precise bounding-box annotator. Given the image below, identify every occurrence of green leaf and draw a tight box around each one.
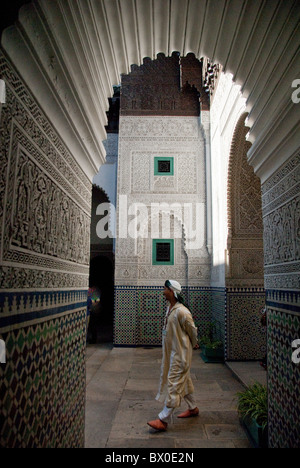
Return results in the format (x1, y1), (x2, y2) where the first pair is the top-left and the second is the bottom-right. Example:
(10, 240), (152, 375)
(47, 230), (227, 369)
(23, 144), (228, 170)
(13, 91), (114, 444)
(236, 382), (268, 430)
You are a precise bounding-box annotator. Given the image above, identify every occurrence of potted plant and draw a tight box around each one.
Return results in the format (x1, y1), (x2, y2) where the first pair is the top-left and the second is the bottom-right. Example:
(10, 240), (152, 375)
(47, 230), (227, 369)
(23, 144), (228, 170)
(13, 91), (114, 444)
(236, 382), (268, 448)
(198, 322), (224, 362)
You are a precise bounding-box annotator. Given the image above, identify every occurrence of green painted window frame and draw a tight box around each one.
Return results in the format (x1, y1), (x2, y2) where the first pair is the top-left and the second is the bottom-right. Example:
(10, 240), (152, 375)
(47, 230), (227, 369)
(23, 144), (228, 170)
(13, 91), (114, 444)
(154, 157), (174, 176)
(152, 239), (174, 265)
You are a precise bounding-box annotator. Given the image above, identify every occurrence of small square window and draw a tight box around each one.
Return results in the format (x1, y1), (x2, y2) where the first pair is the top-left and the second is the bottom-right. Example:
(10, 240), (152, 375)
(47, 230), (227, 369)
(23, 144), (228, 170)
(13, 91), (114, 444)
(152, 239), (174, 265)
(158, 160), (171, 173)
(154, 157), (174, 176)
(156, 242), (171, 262)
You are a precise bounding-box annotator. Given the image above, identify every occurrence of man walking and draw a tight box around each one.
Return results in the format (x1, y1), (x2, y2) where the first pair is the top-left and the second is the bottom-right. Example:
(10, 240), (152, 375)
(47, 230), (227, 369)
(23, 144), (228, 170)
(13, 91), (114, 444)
(147, 280), (199, 431)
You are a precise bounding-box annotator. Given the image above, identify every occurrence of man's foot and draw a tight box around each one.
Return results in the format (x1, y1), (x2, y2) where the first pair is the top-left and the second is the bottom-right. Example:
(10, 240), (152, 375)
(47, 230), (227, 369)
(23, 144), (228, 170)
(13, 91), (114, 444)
(177, 407), (199, 418)
(147, 419), (168, 431)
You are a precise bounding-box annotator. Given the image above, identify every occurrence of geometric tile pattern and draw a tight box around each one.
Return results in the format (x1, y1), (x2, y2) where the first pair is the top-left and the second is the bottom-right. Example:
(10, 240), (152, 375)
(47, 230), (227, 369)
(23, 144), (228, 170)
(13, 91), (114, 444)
(115, 286), (267, 355)
(137, 289), (165, 345)
(226, 288), (266, 360)
(267, 303), (300, 448)
(114, 286), (213, 346)
(187, 287), (213, 339)
(114, 287), (138, 346)
(211, 288), (226, 343)
(0, 309), (86, 448)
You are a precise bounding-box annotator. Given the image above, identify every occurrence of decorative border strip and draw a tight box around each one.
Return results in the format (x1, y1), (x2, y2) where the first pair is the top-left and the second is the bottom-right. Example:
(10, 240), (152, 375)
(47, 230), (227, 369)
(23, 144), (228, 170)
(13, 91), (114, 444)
(114, 285), (213, 291)
(0, 290), (88, 332)
(266, 289), (300, 316)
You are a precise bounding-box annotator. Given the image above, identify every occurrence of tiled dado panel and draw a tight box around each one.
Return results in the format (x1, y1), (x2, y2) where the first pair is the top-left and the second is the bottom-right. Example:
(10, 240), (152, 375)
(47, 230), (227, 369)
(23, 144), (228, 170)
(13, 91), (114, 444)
(226, 288), (266, 360)
(114, 286), (268, 360)
(114, 286), (170, 346)
(188, 287), (213, 338)
(114, 286), (213, 346)
(0, 290), (87, 448)
(211, 288), (226, 343)
(267, 308), (300, 448)
(266, 291), (300, 448)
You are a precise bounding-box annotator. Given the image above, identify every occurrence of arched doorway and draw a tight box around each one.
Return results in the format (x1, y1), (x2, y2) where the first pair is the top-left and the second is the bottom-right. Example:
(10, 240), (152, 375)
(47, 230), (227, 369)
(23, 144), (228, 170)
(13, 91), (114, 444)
(88, 185), (114, 344)
(226, 113), (266, 361)
(0, 0), (299, 448)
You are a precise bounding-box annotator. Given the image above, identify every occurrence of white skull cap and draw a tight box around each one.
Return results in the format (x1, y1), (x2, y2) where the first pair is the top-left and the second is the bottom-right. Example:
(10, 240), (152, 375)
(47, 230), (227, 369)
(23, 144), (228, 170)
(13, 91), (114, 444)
(167, 280), (182, 298)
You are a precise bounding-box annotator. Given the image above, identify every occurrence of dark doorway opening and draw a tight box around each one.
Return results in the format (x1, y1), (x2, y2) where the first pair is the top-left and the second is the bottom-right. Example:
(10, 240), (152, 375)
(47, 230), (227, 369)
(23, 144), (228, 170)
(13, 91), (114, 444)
(88, 184), (115, 344)
(88, 255), (114, 344)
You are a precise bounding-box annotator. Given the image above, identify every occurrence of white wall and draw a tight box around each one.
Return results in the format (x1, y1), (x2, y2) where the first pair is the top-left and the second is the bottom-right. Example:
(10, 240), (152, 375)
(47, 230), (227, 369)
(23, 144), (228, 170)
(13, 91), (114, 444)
(210, 72), (247, 287)
(93, 133), (118, 207)
(115, 115), (209, 287)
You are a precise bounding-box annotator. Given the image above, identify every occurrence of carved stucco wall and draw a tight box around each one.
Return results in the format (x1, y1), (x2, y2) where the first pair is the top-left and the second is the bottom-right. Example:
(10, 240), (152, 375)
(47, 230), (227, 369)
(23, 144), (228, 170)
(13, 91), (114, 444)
(262, 152), (300, 291)
(226, 113), (266, 360)
(210, 72), (247, 290)
(209, 72), (248, 345)
(114, 114), (211, 345)
(262, 151), (300, 448)
(0, 50), (90, 447)
(227, 113), (264, 287)
(115, 115), (210, 288)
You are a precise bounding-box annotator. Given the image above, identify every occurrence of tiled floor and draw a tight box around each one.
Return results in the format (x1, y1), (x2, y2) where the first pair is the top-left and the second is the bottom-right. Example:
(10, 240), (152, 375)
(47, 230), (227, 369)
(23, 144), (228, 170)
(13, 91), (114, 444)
(85, 345), (253, 448)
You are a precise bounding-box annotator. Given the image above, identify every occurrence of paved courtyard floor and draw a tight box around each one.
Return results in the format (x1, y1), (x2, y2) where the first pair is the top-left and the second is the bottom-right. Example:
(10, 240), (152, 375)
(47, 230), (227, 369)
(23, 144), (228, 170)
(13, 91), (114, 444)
(85, 344), (254, 448)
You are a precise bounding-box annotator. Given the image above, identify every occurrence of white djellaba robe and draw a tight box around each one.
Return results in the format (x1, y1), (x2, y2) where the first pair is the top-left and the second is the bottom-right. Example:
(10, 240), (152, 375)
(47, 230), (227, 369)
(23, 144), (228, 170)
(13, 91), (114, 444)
(156, 302), (198, 409)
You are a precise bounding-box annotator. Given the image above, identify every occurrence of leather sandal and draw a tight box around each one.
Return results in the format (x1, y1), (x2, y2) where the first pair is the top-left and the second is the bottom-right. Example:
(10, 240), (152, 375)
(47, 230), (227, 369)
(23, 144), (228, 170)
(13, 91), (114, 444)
(177, 407), (199, 418)
(147, 419), (168, 431)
